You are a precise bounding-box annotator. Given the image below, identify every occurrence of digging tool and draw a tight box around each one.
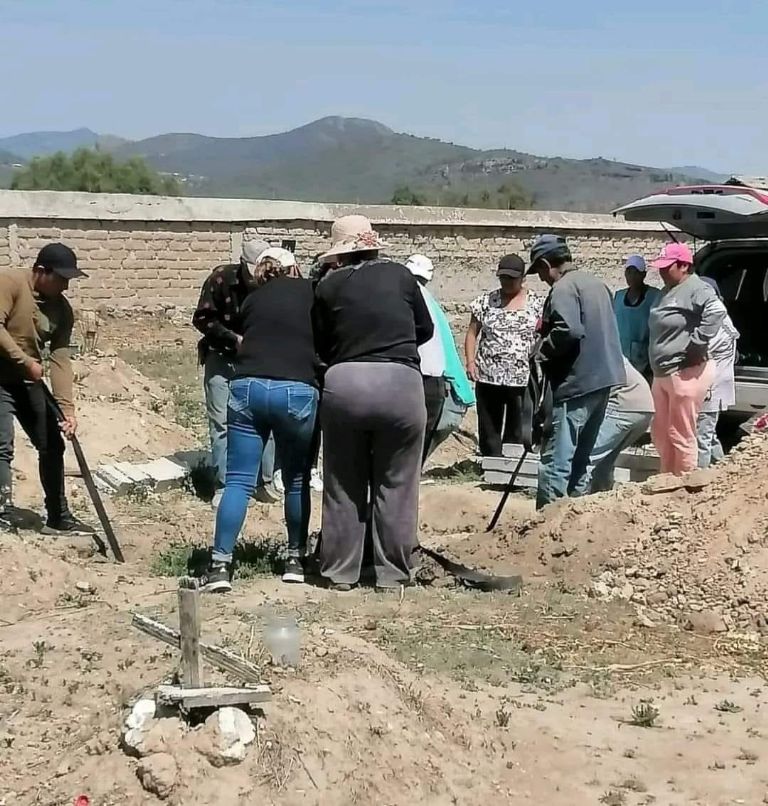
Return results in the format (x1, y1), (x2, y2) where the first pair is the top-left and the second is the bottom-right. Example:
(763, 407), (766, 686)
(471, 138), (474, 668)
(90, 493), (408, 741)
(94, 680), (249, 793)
(485, 449), (528, 532)
(42, 384), (125, 563)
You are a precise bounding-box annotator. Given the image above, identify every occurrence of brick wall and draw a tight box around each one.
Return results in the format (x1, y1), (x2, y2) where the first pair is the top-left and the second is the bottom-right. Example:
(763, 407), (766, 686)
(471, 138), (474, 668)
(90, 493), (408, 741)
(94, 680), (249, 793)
(0, 190), (673, 311)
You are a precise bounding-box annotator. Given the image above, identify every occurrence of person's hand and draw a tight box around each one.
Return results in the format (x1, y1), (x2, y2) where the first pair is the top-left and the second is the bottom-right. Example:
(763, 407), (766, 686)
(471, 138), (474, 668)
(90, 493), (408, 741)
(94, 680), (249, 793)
(467, 359), (479, 382)
(25, 361), (44, 382)
(60, 415), (77, 439)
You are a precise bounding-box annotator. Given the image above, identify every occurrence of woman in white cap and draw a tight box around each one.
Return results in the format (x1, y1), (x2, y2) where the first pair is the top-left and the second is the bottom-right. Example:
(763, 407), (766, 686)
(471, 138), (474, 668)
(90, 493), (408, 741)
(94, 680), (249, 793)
(313, 216), (434, 591)
(201, 248), (319, 592)
(613, 254), (661, 380)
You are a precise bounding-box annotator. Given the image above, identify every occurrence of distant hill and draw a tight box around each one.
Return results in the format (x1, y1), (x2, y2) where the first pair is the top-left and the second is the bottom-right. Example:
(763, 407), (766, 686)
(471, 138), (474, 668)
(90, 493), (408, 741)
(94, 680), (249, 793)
(0, 128), (127, 160)
(0, 117), (727, 211)
(668, 166), (728, 183)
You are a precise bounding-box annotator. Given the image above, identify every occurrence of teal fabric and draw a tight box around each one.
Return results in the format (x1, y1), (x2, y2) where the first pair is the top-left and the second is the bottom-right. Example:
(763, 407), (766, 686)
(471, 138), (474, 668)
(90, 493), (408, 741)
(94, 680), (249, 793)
(613, 285), (662, 375)
(422, 287), (475, 407)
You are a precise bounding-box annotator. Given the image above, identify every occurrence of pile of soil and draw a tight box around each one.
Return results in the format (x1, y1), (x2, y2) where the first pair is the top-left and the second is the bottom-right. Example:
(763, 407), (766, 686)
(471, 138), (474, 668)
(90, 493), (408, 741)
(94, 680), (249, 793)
(13, 356), (197, 501)
(451, 433), (768, 634)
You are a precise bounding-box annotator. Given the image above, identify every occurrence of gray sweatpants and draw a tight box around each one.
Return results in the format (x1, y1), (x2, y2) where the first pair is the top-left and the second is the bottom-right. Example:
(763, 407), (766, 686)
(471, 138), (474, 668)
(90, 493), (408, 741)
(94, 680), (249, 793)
(320, 362), (426, 586)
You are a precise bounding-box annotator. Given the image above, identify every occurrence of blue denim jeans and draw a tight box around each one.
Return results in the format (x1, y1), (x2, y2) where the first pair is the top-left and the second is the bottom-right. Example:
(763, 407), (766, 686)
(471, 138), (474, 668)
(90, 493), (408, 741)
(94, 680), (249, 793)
(536, 388), (611, 510)
(212, 378), (318, 562)
(588, 408), (653, 492)
(203, 353), (276, 488)
(696, 410), (724, 468)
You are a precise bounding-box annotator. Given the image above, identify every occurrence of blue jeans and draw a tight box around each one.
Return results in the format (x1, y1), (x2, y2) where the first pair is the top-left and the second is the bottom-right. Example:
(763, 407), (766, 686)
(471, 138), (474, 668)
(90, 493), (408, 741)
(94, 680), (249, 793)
(212, 378), (318, 562)
(696, 410), (724, 468)
(536, 388), (611, 510)
(588, 408), (653, 492)
(203, 353), (276, 488)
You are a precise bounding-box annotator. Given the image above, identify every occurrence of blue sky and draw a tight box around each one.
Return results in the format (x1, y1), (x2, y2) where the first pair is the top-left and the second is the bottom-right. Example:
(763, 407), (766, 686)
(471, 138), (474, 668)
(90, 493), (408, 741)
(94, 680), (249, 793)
(1, 0), (766, 172)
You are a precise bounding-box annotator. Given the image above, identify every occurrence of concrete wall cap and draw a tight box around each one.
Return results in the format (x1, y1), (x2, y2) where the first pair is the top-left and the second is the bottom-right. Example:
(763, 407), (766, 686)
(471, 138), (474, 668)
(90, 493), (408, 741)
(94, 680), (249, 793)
(0, 189), (667, 232)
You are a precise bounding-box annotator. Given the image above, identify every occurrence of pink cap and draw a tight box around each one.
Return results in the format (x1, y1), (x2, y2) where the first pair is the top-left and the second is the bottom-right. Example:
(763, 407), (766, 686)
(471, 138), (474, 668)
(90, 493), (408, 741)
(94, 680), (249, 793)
(650, 242), (694, 269)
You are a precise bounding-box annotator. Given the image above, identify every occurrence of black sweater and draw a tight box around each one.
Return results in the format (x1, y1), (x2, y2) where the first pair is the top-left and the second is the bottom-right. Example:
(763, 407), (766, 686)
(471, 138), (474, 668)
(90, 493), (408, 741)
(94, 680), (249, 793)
(235, 276), (318, 387)
(312, 259), (434, 369)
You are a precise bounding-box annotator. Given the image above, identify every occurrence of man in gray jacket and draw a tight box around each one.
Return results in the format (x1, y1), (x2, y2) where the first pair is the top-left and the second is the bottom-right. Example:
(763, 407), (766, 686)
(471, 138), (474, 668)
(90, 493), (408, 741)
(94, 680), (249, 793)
(529, 235), (625, 509)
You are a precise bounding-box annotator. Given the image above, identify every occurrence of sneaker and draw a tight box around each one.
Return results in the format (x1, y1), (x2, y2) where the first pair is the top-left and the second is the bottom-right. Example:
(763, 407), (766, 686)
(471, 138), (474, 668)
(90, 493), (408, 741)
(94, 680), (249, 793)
(282, 557), (305, 584)
(252, 485), (279, 504)
(310, 468), (323, 493)
(42, 514), (95, 537)
(272, 470), (285, 495)
(200, 561), (232, 593)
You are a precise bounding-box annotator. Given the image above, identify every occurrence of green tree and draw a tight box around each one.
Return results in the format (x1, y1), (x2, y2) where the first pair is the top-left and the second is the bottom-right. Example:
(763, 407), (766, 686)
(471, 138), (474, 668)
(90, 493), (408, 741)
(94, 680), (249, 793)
(11, 148), (181, 195)
(391, 185), (423, 206)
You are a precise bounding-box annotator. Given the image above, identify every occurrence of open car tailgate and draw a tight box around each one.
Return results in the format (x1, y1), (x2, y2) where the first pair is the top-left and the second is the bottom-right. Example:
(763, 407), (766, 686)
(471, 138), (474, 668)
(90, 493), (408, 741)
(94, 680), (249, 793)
(614, 186), (768, 241)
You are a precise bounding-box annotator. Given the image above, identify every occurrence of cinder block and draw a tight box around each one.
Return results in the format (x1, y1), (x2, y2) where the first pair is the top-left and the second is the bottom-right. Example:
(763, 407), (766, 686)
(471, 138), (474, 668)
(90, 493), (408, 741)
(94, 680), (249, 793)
(134, 457), (188, 492)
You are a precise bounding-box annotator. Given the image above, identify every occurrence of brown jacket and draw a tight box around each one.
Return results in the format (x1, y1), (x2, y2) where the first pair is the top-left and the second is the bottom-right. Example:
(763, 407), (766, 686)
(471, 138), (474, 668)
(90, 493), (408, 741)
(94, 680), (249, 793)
(0, 268), (75, 415)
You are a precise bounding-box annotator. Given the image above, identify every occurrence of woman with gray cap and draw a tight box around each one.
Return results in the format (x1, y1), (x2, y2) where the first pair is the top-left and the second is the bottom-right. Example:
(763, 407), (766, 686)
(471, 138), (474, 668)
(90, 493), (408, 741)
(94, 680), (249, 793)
(613, 254), (661, 379)
(465, 254), (545, 456)
(312, 215), (434, 591)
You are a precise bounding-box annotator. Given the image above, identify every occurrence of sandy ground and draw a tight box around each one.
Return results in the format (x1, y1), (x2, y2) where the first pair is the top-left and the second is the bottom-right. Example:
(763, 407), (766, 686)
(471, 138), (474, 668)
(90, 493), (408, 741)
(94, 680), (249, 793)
(1, 316), (767, 805)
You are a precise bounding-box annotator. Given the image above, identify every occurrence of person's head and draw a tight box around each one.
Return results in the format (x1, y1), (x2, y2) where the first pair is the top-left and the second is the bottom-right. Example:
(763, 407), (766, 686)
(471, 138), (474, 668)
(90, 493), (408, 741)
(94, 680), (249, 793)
(32, 243), (87, 298)
(496, 254), (526, 295)
(250, 247), (297, 287)
(319, 215), (388, 268)
(405, 254), (434, 286)
(624, 255), (647, 290)
(528, 234), (572, 286)
(240, 239), (270, 277)
(650, 243), (694, 288)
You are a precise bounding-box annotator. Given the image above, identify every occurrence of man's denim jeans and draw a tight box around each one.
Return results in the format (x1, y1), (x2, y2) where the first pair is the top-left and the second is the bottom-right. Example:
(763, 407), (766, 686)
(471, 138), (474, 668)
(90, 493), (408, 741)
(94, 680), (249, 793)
(203, 352), (275, 488)
(536, 388), (611, 510)
(588, 408), (653, 492)
(213, 378), (319, 562)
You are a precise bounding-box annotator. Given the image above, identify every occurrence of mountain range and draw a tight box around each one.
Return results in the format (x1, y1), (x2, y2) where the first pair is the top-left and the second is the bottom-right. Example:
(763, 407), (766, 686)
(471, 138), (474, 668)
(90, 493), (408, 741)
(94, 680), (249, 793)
(0, 117), (728, 212)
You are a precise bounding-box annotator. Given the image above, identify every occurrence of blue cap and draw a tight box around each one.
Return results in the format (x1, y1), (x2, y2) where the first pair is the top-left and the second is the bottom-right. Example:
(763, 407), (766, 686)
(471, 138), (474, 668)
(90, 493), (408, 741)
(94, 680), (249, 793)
(624, 254), (647, 273)
(528, 234), (568, 273)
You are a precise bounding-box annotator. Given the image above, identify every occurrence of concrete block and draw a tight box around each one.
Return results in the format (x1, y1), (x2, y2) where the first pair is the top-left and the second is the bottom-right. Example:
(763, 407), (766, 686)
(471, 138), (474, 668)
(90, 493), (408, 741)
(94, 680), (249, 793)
(134, 457), (188, 492)
(94, 464), (137, 494)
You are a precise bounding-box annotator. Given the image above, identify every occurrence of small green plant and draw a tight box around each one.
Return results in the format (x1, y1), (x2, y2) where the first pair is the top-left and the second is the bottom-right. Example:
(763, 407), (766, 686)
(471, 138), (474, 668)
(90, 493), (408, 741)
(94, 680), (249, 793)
(628, 702), (660, 728)
(618, 778), (647, 793)
(600, 791), (626, 806)
(495, 706), (511, 728)
(715, 700), (742, 714)
(31, 641), (49, 669)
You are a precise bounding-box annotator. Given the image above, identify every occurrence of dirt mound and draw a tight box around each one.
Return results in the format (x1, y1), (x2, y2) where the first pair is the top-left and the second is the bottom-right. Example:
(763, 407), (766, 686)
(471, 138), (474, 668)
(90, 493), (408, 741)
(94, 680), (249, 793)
(455, 433), (768, 634)
(12, 356), (197, 504)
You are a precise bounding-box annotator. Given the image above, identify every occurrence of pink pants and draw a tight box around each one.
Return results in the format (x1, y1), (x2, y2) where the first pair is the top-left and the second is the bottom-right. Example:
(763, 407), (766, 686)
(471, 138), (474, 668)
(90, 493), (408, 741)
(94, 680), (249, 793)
(651, 362), (715, 475)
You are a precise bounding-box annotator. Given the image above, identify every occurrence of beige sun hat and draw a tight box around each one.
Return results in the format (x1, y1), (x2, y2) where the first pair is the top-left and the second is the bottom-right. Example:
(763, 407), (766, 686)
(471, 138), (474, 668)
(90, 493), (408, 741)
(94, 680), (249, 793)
(319, 215), (389, 264)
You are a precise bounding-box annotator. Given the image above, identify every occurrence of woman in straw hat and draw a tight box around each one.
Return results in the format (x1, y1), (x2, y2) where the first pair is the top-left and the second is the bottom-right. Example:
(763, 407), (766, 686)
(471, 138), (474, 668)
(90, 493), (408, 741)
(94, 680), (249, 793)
(313, 215), (434, 591)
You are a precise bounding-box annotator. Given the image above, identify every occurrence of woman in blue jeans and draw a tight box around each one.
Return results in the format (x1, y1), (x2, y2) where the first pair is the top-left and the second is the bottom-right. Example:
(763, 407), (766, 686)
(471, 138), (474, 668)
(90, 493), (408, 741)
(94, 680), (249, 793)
(201, 248), (319, 592)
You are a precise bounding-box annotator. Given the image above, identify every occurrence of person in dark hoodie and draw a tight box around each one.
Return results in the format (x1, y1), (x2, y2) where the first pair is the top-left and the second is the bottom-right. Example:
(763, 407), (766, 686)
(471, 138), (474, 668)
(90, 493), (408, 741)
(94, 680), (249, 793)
(529, 234), (625, 509)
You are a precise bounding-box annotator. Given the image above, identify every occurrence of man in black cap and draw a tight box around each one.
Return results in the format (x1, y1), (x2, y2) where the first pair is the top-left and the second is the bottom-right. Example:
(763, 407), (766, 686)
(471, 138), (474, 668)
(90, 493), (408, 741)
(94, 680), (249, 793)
(0, 242), (93, 534)
(192, 238), (279, 506)
(528, 234), (625, 509)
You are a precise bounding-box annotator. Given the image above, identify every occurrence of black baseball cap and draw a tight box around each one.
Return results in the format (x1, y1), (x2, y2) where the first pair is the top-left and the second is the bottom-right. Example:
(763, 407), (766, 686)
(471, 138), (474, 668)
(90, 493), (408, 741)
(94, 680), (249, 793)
(34, 243), (87, 280)
(497, 254), (526, 278)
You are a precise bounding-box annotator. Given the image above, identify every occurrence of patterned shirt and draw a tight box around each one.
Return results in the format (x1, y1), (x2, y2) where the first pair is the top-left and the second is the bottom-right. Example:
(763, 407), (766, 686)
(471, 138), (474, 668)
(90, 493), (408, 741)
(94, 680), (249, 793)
(192, 263), (251, 359)
(470, 289), (545, 387)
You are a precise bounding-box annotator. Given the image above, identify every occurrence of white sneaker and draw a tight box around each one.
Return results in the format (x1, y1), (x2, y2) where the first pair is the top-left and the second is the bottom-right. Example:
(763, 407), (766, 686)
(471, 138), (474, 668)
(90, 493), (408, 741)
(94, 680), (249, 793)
(310, 468), (323, 492)
(272, 470), (285, 495)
